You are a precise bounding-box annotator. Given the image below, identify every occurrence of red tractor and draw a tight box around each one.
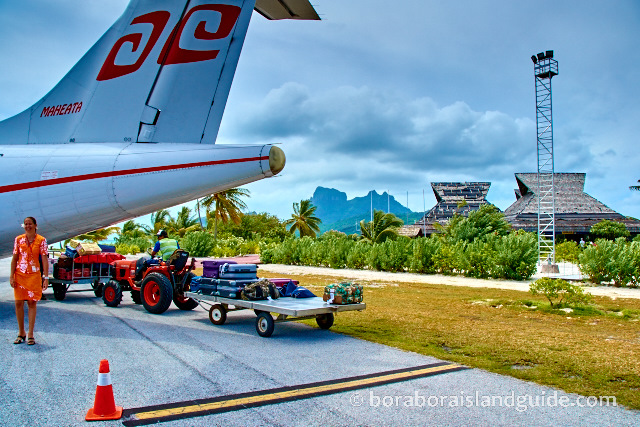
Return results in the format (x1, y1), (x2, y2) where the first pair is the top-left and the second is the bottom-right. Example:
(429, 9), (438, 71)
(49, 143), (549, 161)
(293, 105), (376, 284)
(102, 249), (198, 314)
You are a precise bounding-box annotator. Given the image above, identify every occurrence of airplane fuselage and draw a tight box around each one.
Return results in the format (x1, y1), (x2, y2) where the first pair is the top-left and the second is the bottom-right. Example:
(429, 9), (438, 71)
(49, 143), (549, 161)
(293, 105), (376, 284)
(0, 142), (284, 255)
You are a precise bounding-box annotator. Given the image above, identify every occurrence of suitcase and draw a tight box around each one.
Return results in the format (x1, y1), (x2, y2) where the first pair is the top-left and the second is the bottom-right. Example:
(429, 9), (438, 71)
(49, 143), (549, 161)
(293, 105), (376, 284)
(218, 263), (258, 280)
(214, 279), (254, 299)
(65, 246), (78, 258)
(202, 260), (236, 278)
(323, 282), (363, 304)
(268, 278), (299, 290)
(195, 277), (218, 296)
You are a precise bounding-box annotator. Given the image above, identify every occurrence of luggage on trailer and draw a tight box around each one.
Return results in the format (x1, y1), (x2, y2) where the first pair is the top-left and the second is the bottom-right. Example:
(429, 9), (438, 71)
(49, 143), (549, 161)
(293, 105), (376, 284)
(218, 263), (258, 280)
(98, 244), (116, 253)
(202, 260), (237, 278)
(65, 246), (78, 258)
(215, 280), (251, 299)
(323, 282), (363, 304)
(268, 278), (299, 291)
(242, 279), (279, 301)
(191, 277), (218, 295)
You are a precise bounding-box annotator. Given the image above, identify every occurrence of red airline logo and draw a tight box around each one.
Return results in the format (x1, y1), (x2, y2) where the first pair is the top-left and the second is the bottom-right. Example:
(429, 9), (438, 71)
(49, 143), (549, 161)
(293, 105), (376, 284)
(40, 102), (83, 118)
(97, 5), (241, 81)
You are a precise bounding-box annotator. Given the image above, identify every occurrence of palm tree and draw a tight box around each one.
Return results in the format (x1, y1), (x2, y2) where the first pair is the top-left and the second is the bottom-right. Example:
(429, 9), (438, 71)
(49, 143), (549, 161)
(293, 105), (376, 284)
(68, 226), (121, 244)
(119, 220), (151, 239)
(200, 188), (250, 238)
(359, 209), (403, 244)
(150, 209), (172, 234)
(284, 199), (321, 238)
(166, 206), (201, 237)
(631, 180), (640, 191)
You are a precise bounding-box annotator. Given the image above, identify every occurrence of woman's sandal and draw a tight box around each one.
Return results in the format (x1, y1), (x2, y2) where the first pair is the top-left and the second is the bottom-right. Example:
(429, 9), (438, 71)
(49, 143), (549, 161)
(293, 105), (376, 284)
(13, 335), (26, 344)
(27, 337), (36, 346)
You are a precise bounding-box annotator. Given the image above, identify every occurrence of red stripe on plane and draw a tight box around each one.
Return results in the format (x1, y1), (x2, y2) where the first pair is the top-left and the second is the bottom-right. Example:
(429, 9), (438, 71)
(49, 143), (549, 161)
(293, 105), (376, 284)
(0, 156), (268, 194)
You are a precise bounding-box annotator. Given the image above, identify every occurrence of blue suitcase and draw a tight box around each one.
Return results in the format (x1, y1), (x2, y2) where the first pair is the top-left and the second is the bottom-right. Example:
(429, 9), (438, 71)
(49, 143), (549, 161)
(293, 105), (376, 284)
(218, 264), (258, 280)
(195, 277), (218, 296)
(214, 279), (255, 299)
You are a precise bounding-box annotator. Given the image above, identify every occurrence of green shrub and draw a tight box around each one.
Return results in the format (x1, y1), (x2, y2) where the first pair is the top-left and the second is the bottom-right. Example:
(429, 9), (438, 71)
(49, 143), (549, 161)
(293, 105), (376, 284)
(346, 241), (371, 269)
(408, 237), (441, 274)
(461, 237), (497, 279)
(555, 241), (580, 263)
(367, 238), (410, 272)
(491, 231), (538, 280)
(114, 236), (151, 254)
(529, 277), (593, 308)
(115, 243), (141, 255)
(180, 231), (215, 257)
(590, 219), (630, 240)
(579, 238), (637, 287)
(433, 241), (464, 275)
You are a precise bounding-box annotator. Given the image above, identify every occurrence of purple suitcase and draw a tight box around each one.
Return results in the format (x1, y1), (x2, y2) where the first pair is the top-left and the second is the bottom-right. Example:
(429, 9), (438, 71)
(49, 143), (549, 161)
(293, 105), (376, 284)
(202, 260), (237, 278)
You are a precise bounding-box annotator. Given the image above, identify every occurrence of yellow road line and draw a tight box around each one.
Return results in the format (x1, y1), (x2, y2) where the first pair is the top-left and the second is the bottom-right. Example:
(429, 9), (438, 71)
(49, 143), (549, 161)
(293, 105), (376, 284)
(132, 363), (463, 421)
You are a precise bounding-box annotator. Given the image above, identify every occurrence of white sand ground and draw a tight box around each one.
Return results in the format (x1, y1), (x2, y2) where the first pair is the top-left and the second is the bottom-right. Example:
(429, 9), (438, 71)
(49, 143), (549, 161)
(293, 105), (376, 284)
(257, 262), (640, 301)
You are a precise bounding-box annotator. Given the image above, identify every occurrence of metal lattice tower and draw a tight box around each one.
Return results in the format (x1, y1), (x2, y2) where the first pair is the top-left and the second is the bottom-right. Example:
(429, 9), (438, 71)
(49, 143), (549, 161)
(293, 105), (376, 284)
(532, 51), (558, 263)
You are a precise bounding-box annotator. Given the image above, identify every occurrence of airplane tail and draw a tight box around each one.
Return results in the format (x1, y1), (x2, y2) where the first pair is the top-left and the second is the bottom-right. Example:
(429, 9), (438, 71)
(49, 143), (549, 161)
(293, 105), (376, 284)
(0, 0), (319, 145)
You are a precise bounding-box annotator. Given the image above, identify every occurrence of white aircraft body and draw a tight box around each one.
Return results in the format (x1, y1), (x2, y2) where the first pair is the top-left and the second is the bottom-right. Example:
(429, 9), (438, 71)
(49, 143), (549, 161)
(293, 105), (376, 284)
(0, 0), (319, 256)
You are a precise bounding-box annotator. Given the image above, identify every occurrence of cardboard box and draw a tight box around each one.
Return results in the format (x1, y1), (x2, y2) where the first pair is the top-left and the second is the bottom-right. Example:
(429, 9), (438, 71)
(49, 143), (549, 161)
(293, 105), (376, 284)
(77, 242), (102, 256)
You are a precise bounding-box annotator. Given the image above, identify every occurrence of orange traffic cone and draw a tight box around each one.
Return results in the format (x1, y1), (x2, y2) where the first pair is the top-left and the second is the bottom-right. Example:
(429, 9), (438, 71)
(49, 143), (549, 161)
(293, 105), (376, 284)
(85, 359), (123, 421)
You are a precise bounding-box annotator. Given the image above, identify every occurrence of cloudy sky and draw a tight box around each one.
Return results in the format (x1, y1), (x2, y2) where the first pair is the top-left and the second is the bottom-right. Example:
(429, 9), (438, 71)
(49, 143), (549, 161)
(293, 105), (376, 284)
(1, 0), (639, 222)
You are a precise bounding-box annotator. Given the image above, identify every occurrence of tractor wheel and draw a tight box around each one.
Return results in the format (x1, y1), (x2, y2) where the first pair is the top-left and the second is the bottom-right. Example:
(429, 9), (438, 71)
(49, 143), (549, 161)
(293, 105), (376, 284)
(316, 313), (334, 329)
(53, 283), (67, 301)
(102, 280), (123, 307)
(209, 304), (227, 325)
(255, 312), (275, 338)
(131, 290), (142, 304)
(93, 283), (103, 298)
(173, 295), (198, 311)
(141, 273), (173, 314)
(173, 272), (198, 310)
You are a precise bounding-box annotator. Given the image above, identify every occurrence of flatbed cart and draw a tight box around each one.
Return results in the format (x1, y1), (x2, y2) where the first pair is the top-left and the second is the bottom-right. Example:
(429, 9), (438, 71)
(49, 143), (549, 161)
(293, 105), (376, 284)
(185, 292), (366, 338)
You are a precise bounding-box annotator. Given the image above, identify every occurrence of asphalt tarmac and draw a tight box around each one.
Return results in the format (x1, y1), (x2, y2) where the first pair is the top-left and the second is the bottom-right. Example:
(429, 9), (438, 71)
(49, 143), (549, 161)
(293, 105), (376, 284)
(1, 256), (638, 427)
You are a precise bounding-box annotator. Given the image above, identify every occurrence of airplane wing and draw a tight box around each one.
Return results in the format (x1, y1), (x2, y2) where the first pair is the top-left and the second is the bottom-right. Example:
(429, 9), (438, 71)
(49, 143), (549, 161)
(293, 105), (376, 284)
(255, 0), (321, 20)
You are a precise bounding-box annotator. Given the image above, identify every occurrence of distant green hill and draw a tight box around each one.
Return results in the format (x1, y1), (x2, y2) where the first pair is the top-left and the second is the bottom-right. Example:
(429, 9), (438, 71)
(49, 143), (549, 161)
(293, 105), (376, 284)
(320, 212), (425, 235)
(308, 187), (422, 234)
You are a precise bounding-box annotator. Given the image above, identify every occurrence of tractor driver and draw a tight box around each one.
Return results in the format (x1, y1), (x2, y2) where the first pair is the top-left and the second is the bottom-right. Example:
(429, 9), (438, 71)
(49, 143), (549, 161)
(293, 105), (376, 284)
(151, 230), (180, 262)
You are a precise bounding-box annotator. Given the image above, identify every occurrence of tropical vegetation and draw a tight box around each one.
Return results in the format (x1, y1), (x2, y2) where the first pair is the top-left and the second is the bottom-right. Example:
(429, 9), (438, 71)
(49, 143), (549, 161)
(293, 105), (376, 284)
(359, 209), (403, 244)
(284, 199), (321, 238)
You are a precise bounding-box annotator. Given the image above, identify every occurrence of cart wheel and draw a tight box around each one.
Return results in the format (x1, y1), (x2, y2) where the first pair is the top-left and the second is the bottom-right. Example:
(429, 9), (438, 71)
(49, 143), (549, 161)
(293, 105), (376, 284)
(102, 280), (123, 307)
(141, 273), (173, 314)
(53, 283), (67, 301)
(316, 313), (334, 329)
(209, 304), (227, 325)
(131, 290), (142, 304)
(93, 283), (103, 298)
(256, 312), (275, 338)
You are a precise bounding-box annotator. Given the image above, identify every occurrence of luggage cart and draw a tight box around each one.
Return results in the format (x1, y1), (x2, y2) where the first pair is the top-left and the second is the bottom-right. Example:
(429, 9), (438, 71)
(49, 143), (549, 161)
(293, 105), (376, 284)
(185, 291), (366, 337)
(49, 253), (125, 301)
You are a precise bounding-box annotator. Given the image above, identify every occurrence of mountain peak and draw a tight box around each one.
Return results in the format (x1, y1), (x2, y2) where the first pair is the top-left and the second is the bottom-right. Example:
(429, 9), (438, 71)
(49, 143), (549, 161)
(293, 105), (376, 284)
(310, 186), (414, 231)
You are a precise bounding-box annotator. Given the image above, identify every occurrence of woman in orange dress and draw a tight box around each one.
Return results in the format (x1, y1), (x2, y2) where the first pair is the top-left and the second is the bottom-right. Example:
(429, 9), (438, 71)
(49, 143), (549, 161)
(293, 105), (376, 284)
(10, 217), (49, 345)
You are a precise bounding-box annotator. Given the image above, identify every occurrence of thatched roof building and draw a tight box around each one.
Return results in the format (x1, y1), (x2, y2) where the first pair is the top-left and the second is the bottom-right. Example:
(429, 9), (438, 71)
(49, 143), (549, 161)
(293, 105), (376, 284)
(503, 173), (640, 236)
(400, 182), (493, 237)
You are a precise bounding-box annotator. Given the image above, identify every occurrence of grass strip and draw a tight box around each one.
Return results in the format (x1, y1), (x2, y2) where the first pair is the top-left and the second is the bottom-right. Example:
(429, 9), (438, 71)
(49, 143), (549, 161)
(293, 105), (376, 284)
(259, 271), (640, 410)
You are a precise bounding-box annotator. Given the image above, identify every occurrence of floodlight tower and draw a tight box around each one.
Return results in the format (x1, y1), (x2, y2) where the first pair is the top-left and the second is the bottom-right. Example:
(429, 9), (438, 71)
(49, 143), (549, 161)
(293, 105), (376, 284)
(531, 50), (558, 267)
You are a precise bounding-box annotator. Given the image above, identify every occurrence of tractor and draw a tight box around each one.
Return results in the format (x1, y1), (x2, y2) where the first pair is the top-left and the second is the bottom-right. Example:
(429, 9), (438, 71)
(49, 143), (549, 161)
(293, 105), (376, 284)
(102, 249), (198, 314)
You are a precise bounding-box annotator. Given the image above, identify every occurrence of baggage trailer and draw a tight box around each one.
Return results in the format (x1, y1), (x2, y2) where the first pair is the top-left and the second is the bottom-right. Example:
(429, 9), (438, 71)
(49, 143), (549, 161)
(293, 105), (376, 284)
(185, 291), (366, 338)
(49, 253), (125, 301)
